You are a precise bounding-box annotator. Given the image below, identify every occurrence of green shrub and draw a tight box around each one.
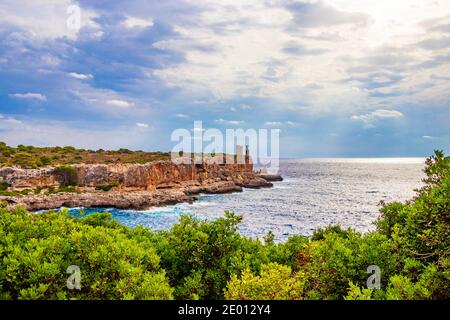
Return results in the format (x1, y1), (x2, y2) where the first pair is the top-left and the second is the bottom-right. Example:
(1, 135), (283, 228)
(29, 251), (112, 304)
(374, 150), (450, 299)
(0, 208), (173, 300)
(39, 156), (52, 166)
(152, 211), (279, 300)
(12, 153), (36, 169)
(53, 165), (78, 187)
(0, 181), (10, 191)
(225, 263), (306, 300)
(95, 182), (119, 192)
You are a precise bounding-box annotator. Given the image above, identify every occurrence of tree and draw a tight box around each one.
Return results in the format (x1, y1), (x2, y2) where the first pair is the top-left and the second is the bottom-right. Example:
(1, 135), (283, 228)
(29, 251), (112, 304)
(53, 165), (78, 187)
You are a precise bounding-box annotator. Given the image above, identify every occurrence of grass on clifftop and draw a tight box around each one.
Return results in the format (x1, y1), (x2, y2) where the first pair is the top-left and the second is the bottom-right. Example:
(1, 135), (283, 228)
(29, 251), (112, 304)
(0, 142), (171, 169)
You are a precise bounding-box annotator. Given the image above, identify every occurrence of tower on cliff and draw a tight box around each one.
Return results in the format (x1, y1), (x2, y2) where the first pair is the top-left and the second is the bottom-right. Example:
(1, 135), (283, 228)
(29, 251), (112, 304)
(245, 145), (250, 165)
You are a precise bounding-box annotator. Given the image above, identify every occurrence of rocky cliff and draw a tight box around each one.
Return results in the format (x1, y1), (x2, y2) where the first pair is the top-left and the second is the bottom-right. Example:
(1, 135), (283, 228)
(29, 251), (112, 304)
(0, 160), (279, 211)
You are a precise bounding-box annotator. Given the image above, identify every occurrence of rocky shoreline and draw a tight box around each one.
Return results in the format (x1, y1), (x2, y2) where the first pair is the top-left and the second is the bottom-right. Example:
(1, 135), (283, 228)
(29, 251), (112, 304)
(0, 163), (282, 211)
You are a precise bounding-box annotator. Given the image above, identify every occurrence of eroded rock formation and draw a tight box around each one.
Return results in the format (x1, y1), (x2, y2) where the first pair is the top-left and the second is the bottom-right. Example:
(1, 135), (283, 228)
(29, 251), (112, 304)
(0, 160), (280, 211)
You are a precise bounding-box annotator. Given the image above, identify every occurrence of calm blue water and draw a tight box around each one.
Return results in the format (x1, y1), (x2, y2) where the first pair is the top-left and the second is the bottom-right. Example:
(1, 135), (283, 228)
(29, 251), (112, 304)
(62, 158), (425, 242)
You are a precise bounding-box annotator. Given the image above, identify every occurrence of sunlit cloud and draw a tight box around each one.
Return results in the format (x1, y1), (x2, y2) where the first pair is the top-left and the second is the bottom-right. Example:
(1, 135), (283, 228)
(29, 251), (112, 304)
(68, 72), (93, 80)
(9, 93), (47, 101)
(106, 99), (134, 108)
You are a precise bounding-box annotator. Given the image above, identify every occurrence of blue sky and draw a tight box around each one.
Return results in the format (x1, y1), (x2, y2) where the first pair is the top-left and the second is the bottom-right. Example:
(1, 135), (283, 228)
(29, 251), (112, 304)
(0, 0), (449, 157)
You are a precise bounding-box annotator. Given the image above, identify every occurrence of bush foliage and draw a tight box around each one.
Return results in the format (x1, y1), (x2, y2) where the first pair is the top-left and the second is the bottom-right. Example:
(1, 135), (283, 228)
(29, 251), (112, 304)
(0, 151), (448, 300)
(0, 141), (170, 168)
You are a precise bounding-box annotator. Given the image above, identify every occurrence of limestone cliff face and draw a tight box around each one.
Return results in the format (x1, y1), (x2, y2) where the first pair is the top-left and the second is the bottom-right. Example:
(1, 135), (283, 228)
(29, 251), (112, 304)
(0, 161), (255, 191)
(0, 167), (59, 189)
(0, 161), (281, 211)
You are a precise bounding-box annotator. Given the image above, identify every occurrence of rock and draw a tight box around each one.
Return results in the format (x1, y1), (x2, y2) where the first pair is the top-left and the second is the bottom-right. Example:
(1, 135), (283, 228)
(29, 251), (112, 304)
(243, 177), (273, 189)
(0, 160), (282, 211)
(258, 173), (283, 182)
(156, 182), (180, 189)
(0, 190), (197, 211)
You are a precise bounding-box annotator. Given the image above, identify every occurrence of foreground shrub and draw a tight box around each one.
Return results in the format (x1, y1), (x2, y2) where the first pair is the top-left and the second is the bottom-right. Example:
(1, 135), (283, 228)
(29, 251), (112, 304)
(374, 150), (450, 299)
(225, 263), (306, 300)
(154, 212), (244, 299)
(151, 211), (287, 300)
(0, 208), (173, 300)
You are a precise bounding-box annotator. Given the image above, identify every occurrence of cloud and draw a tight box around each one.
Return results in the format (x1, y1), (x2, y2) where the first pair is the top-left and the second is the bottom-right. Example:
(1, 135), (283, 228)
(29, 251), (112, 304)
(9, 93), (47, 101)
(122, 16), (154, 29)
(0, 0), (99, 40)
(265, 121), (297, 126)
(265, 121), (283, 126)
(420, 15), (450, 33)
(430, 23), (450, 33)
(285, 1), (369, 29)
(0, 0), (449, 157)
(282, 42), (328, 56)
(215, 118), (244, 125)
(422, 135), (434, 139)
(369, 109), (404, 118)
(106, 99), (133, 108)
(68, 72), (93, 80)
(136, 122), (149, 128)
(230, 104), (253, 112)
(1, 117), (23, 125)
(352, 109), (404, 127)
(418, 36), (450, 50)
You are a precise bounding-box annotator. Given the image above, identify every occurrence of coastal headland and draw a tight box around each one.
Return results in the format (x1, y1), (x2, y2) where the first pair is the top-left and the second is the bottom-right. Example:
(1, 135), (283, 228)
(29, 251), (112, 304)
(0, 157), (282, 211)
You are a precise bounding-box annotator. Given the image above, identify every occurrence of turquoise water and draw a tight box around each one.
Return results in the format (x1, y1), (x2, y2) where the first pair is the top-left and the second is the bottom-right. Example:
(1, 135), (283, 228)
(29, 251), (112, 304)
(61, 158), (425, 242)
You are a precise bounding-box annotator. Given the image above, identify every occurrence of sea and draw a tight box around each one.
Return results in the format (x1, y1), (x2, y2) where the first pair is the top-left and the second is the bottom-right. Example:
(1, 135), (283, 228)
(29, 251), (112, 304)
(63, 158), (426, 242)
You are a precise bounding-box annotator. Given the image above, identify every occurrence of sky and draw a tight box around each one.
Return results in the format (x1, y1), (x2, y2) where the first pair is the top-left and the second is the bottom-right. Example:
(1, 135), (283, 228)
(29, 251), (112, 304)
(0, 0), (449, 157)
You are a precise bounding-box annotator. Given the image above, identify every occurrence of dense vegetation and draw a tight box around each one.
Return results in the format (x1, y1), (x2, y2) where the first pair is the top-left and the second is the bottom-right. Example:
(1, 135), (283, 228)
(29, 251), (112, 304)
(0, 151), (448, 300)
(0, 142), (170, 168)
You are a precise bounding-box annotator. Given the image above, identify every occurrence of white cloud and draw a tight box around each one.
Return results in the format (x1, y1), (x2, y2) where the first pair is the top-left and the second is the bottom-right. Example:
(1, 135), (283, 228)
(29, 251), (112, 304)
(9, 92), (47, 101)
(106, 99), (133, 108)
(422, 135), (434, 139)
(136, 122), (149, 128)
(151, 0), (450, 119)
(215, 118), (244, 125)
(176, 113), (190, 119)
(370, 109), (404, 118)
(265, 121), (283, 126)
(352, 109), (404, 127)
(0, 116), (22, 125)
(0, 0), (99, 40)
(122, 16), (154, 29)
(265, 121), (297, 126)
(4, 118), (22, 124)
(69, 72), (93, 80)
(231, 104), (253, 112)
